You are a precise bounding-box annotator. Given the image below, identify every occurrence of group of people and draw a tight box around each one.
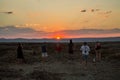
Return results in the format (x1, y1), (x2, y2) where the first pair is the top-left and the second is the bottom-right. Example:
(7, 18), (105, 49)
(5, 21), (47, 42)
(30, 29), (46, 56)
(80, 41), (101, 67)
(68, 39), (101, 68)
(17, 40), (102, 68)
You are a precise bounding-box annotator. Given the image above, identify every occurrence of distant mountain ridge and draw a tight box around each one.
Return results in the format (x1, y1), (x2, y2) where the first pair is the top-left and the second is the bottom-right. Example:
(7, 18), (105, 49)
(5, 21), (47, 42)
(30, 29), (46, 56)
(0, 37), (120, 42)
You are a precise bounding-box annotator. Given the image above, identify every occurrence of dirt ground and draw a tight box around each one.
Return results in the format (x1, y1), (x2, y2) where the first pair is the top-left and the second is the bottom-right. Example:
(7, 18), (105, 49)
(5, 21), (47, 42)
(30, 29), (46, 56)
(0, 42), (120, 80)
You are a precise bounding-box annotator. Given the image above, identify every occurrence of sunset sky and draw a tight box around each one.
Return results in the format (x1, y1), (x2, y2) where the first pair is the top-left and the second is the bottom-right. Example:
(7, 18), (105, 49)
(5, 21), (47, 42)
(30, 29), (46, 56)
(0, 0), (120, 38)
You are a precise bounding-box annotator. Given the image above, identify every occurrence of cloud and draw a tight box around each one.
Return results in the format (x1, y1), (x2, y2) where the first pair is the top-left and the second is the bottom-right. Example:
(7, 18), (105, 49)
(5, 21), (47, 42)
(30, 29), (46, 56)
(91, 9), (95, 12)
(96, 9), (100, 11)
(82, 20), (89, 23)
(98, 10), (112, 14)
(91, 9), (100, 12)
(57, 29), (120, 35)
(81, 9), (86, 12)
(80, 9), (100, 13)
(105, 11), (112, 14)
(5, 12), (13, 14)
(80, 9), (112, 17)
(0, 26), (48, 38)
(0, 26), (35, 34)
(53, 29), (120, 38)
(97, 10), (112, 18)
(0, 11), (13, 14)
(0, 26), (119, 38)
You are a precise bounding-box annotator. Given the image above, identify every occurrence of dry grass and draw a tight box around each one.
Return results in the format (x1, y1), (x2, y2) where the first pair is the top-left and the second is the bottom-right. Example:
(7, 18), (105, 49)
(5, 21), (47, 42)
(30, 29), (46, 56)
(0, 42), (120, 80)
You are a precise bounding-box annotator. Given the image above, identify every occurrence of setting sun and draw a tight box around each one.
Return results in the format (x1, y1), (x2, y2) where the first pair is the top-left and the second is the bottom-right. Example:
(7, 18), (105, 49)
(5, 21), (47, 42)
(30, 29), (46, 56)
(56, 36), (61, 40)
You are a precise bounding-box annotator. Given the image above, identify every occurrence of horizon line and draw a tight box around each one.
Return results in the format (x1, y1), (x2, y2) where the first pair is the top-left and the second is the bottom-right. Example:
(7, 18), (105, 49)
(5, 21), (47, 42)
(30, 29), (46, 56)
(0, 36), (120, 40)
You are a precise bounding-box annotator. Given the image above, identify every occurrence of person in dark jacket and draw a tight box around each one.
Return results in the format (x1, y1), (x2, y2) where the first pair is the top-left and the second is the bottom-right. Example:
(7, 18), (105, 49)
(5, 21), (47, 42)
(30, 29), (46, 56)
(95, 41), (102, 62)
(68, 39), (74, 60)
(41, 42), (48, 62)
(17, 43), (25, 63)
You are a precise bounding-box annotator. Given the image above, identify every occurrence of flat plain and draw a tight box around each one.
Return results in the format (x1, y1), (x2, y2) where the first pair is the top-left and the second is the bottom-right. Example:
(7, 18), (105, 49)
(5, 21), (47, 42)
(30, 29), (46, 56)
(0, 42), (120, 80)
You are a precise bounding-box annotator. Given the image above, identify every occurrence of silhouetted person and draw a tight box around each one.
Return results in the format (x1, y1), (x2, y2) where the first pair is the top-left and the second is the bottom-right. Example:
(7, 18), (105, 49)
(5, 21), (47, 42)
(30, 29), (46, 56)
(55, 43), (62, 60)
(80, 42), (90, 69)
(68, 39), (74, 60)
(55, 43), (62, 53)
(41, 42), (48, 62)
(95, 41), (102, 62)
(17, 43), (26, 63)
(33, 49), (37, 55)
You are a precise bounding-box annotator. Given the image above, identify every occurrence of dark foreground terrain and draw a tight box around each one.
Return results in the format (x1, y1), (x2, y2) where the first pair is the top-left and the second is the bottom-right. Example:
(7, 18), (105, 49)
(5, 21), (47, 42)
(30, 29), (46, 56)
(0, 42), (120, 80)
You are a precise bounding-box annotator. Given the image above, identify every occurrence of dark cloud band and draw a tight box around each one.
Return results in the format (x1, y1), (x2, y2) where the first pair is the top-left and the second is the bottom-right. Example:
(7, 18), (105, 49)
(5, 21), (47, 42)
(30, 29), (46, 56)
(0, 26), (119, 38)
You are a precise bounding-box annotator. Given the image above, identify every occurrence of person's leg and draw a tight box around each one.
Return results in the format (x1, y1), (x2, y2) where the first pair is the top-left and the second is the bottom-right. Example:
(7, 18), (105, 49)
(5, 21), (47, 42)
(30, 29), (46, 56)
(57, 51), (61, 60)
(85, 55), (88, 66)
(42, 53), (45, 63)
(82, 55), (87, 69)
(56, 51), (60, 61)
(59, 51), (62, 60)
(84, 55), (89, 69)
(17, 59), (21, 64)
(81, 54), (84, 64)
(45, 52), (48, 61)
(20, 59), (24, 64)
(82, 55), (86, 68)
(100, 52), (101, 61)
(17, 58), (24, 64)
(96, 50), (99, 61)
(69, 53), (72, 60)
(98, 50), (101, 61)
(22, 58), (26, 63)
(45, 52), (48, 57)
(93, 54), (96, 63)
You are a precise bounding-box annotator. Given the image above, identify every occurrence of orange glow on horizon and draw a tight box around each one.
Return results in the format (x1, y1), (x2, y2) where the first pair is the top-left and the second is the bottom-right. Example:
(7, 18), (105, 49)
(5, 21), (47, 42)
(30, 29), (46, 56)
(56, 36), (61, 40)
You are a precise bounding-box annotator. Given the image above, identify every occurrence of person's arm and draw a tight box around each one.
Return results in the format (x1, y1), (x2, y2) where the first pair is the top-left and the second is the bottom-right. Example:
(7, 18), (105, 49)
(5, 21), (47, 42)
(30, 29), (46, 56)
(80, 46), (82, 51)
(46, 46), (47, 52)
(88, 46), (90, 52)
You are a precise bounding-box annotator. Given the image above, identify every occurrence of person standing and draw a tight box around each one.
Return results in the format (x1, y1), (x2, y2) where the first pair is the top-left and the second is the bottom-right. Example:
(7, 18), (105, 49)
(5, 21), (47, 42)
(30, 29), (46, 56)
(17, 43), (25, 63)
(80, 42), (90, 68)
(55, 43), (62, 53)
(68, 39), (74, 60)
(55, 43), (62, 60)
(41, 42), (48, 62)
(95, 42), (101, 62)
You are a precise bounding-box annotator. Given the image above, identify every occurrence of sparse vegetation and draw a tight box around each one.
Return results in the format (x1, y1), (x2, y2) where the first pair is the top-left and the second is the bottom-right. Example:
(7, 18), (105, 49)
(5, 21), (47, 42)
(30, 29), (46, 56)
(0, 42), (120, 80)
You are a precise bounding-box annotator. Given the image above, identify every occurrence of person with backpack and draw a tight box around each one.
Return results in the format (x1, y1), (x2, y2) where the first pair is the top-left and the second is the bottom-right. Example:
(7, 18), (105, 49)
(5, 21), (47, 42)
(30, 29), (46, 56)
(80, 42), (90, 68)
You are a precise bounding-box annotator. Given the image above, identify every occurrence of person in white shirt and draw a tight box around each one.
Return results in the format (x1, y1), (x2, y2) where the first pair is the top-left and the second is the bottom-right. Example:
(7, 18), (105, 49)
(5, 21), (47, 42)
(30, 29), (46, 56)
(80, 42), (90, 67)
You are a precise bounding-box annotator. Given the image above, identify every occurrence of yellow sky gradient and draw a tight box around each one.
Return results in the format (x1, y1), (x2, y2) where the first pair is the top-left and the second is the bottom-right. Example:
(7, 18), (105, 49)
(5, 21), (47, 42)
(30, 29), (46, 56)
(0, 0), (120, 38)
